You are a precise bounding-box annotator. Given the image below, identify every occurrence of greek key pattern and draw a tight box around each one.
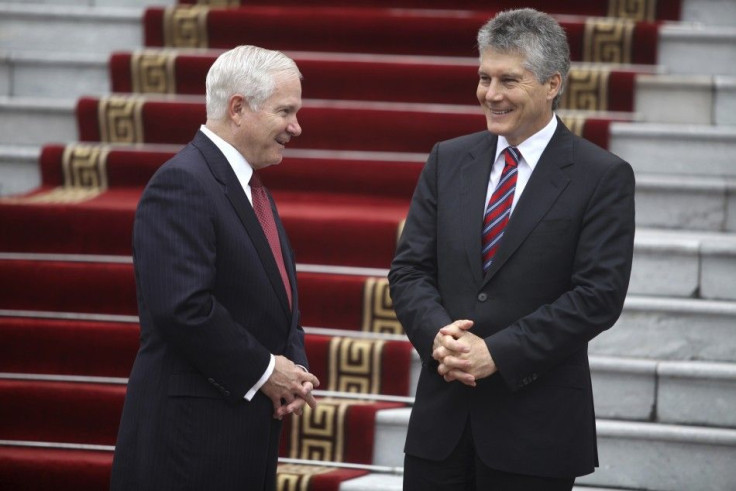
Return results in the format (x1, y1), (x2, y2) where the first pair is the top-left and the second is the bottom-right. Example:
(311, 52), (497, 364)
(98, 96), (145, 144)
(163, 6), (209, 48)
(289, 399), (371, 462)
(62, 144), (109, 190)
(328, 337), (385, 394)
(560, 68), (610, 111)
(131, 50), (177, 94)
(608, 0), (657, 21)
(560, 116), (586, 137)
(362, 277), (403, 335)
(277, 465), (333, 491)
(583, 18), (635, 64)
(396, 218), (406, 244)
(0, 187), (103, 205)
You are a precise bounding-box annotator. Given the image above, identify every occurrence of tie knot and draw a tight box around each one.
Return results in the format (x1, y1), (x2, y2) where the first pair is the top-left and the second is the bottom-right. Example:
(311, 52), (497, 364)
(250, 171), (263, 188)
(504, 147), (520, 168)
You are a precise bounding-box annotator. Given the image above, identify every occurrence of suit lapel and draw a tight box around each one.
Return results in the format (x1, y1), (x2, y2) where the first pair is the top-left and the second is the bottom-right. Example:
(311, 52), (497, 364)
(460, 133), (497, 286)
(192, 131), (292, 317)
(482, 121), (574, 285)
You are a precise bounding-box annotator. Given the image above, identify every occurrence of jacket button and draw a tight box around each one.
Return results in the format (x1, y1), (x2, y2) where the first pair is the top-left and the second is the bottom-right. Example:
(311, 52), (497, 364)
(477, 293), (488, 302)
(207, 378), (215, 384)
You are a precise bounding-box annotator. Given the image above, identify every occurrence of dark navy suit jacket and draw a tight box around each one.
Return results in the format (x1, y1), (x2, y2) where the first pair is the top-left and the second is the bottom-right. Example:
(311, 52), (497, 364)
(111, 130), (306, 489)
(389, 120), (635, 478)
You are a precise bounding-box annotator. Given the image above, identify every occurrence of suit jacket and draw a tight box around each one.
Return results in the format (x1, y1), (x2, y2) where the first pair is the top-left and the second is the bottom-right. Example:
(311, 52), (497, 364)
(388, 120), (635, 478)
(110, 130), (307, 490)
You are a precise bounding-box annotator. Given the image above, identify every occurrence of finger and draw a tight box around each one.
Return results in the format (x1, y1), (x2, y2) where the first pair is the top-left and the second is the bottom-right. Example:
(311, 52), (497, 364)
(442, 355), (472, 371)
(303, 391), (318, 409)
(445, 369), (476, 386)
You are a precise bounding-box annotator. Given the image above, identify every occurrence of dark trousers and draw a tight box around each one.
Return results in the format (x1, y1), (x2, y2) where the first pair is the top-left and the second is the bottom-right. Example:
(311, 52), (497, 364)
(403, 421), (575, 491)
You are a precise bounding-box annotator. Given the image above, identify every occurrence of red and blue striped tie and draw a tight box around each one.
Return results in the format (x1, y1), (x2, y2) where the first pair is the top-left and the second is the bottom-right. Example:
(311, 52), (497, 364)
(482, 146), (520, 273)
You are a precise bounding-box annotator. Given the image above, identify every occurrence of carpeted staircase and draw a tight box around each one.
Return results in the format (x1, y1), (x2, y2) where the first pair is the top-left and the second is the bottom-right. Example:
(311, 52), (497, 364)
(1, 0), (736, 490)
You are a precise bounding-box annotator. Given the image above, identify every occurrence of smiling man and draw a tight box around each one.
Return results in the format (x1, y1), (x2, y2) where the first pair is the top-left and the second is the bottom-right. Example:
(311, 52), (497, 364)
(389, 9), (636, 490)
(111, 46), (319, 491)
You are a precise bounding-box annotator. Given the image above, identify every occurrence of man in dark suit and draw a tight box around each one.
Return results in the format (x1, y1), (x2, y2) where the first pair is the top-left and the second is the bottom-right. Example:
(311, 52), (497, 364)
(389, 9), (635, 490)
(110, 45), (320, 490)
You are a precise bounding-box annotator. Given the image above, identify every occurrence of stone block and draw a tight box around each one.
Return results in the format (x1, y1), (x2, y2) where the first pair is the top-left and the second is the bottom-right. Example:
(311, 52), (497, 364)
(609, 123), (736, 178)
(634, 74), (713, 125)
(657, 361), (736, 428)
(0, 97), (76, 146)
(635, 174), (727, 231)
(579, 420), (736, 491)
(590, 356), (656, 421)
(629, 235), (700, 298)
(10, 52), (108, 99)
(727, 179), (736, 232)
(700, 241), (736, 300)
(373, 407), (410, 468)
(715, 76), (736, 126)
(0, 146), (41, 197)
(658, 24), (736, 76)
(682, 0), (736, 26)
(591, 296), (736, 362)
(341, 473), (402, 491)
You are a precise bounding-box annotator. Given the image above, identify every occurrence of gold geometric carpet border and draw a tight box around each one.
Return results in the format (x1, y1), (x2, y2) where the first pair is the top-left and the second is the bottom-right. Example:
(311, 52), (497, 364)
(560, 68), (610, 112)
(361, 277), (402, 335)
(1, 145), (109, 204)
(98, 96), (145, 144)
(560, 116), (586, 138)
(163, 6), (209, 48)
(288, 399), (371, 463)
(277, 464), (335, 491)
(131, 50), (178, 94)
(328, 337), (385, 394)
(607, 0), (657, 21)
(583, 18), (635, 64)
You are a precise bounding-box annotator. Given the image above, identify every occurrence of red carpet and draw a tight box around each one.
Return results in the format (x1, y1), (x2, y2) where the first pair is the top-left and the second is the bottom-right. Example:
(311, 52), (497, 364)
(144, 6), (660, 64)
(110, 50), (638, 112)
(176, 0), (681, 21)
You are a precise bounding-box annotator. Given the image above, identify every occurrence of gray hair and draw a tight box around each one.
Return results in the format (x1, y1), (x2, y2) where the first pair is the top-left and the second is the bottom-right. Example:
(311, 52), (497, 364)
(477, 9), (570, 110)
(205, 45), (301, 120)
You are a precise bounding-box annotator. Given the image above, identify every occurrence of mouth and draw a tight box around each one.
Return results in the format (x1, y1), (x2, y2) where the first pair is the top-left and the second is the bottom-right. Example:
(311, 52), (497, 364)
(275, 137), (289, 147)
(490, 108), (513, 115)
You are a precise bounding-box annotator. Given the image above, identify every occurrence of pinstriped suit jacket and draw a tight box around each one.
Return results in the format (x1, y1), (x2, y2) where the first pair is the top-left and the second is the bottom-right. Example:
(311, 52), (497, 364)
(111, 130), (306, 489)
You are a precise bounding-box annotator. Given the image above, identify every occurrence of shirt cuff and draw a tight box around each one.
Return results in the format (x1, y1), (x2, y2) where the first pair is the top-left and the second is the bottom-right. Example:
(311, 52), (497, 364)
(244, 353), (275, 401)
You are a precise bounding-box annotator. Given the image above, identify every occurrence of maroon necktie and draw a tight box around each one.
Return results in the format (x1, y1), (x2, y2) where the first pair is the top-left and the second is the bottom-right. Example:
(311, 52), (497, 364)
(481, 146), (520, 273)
(250, 172), (292, 309)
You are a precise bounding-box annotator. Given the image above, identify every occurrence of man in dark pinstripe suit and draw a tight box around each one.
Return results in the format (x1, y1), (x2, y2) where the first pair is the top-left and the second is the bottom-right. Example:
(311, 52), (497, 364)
(111, 45), (319, 490)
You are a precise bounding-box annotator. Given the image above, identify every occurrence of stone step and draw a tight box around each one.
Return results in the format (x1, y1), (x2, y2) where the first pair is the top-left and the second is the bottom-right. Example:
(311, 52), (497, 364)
(635, 74), (736, 125)
(0, 145), (40, 197)
(593, 295), (736, 362)
(659, 23), (736, 76)
(610, 122), (736, 178)
(339, 472), (620, 490)
(0, 97), (76, 146)
(372, 409), (736, 489)
(631, 228), (736, 301)
(0, 4), (142, 54)
(0, 0), (170, 6)
(0, 51), (109, 99)
(682, 0), (736, 26)
(635, 174), (736, 233)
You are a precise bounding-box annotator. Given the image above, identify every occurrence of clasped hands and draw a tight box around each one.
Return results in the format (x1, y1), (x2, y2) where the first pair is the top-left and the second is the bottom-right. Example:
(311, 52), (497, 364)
(261, 355), (320, 420)
(432, 319), (497, 386)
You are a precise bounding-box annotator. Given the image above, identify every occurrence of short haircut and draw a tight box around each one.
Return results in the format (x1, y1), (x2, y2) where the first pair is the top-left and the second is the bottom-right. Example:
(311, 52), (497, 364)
(205, 45), (301, 120)
(477, 9), (570, 110)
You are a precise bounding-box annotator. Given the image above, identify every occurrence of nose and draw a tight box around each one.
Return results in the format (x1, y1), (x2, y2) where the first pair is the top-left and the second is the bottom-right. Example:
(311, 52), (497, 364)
(484, 80), (503, 102)
(287, 117), (302, 137)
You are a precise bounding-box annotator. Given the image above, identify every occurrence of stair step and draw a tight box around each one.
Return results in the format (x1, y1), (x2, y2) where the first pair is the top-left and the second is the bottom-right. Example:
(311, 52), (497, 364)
(635, 174), (736, 233)
(372, 409), (736, 489)
(634, 74), (736, 125)
(0, 51), (109, 99)
(0, 4), (142, 54)
(682, 0), (736, 26)
(0, 96), (76, 146)
(594, 296), (736, 362)
(631, 228), (736, 301)
(659, 23), (736, 76)
(610, 122), (736, 177)
(0, 145), (40, 197)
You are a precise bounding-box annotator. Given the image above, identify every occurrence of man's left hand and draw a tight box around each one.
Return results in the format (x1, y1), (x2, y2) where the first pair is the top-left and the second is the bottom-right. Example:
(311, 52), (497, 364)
(433, 322), (497, 385)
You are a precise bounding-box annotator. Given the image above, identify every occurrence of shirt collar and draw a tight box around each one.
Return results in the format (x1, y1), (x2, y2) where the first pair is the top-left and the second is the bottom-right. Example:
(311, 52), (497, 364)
(200, 124), (254, 186)
(493, 114), (558, 170)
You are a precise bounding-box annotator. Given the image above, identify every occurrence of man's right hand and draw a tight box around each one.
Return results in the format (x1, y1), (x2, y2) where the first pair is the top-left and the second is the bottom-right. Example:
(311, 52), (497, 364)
(260, 355), (320, 419)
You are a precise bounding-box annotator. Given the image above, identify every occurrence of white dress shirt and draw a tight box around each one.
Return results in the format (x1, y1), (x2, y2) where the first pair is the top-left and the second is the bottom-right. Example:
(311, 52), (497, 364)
(484, 115), (558, 215)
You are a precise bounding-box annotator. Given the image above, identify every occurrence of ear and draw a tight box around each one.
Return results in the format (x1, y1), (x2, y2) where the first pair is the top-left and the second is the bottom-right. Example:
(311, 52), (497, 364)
(547, 72), (562, 102)
(228, 94), (247, 124)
